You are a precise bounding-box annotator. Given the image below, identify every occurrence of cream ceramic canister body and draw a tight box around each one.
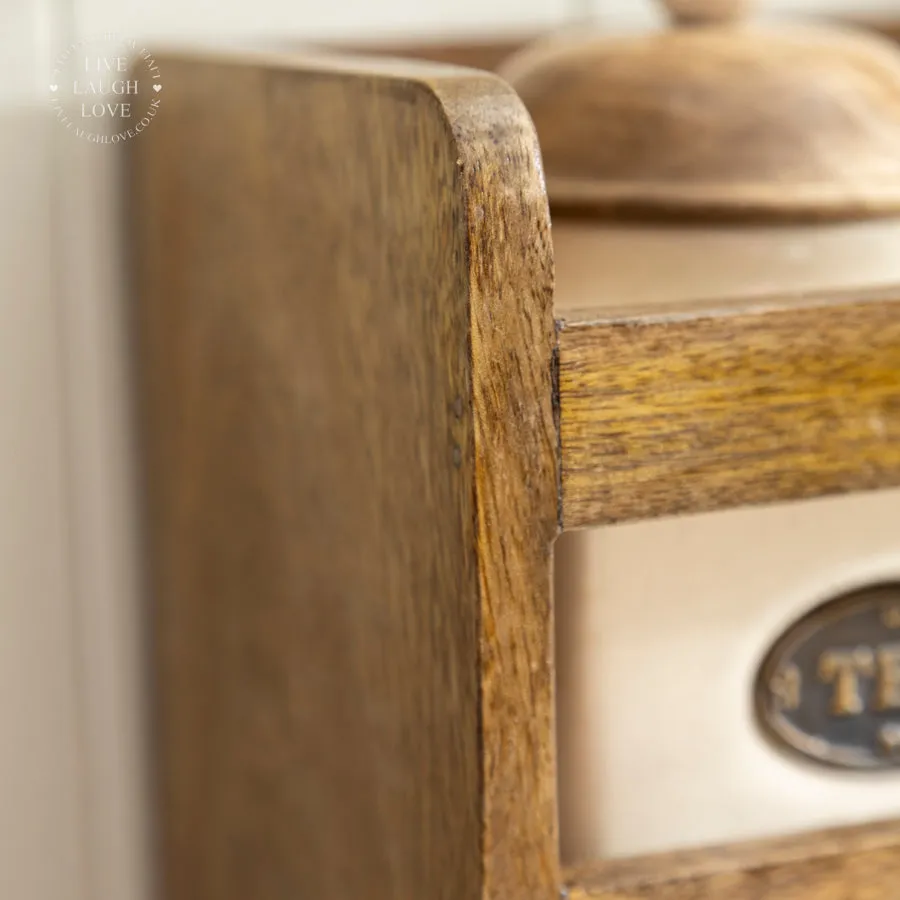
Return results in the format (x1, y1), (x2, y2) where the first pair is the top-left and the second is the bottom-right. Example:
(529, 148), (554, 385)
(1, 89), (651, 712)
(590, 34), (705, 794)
(551, 219), (900, 864)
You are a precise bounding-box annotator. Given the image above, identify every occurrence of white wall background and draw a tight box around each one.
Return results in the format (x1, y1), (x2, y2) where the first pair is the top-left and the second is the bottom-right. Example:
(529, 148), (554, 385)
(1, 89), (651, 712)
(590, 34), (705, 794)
(63, 0), (900, 42)
(0, 4), (86, 900)
(3, 1), (900, 899)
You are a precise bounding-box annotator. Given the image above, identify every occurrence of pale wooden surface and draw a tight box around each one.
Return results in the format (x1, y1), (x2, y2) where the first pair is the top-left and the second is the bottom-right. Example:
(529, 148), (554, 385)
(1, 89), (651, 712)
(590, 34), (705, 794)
(130, 49), (558, 900)
(501, 20), (900, 217)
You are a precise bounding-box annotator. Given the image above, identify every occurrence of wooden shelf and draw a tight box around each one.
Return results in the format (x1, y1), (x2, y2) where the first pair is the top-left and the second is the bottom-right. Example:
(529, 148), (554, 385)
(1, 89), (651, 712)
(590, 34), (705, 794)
(130, 42), (900, 900)
(554, 221), (900, 529)
(564, 818), (900, 899)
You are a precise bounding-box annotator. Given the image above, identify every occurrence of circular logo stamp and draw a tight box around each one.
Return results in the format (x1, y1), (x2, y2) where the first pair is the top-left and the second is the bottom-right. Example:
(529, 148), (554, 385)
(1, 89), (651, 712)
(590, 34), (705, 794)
(50, 34), (162, 144)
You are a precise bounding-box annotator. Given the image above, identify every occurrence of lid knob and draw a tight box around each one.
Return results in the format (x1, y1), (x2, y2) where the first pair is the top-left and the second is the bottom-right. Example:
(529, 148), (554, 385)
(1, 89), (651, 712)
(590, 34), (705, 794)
(661, 0), (752, 26)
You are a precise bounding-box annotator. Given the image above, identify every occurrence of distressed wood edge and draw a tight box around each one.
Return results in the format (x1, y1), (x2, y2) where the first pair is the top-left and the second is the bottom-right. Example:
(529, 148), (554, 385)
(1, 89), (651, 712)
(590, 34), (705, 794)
(432, 73), (562, 900)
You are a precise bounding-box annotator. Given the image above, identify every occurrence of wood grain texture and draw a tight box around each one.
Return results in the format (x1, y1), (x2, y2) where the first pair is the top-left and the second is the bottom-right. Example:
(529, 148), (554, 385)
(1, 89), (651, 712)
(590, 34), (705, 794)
(500, 22), (900, 218)
(565, 819), (900, 899)
(559, 289), (900, 529)
(440, 82), (559, 900)
(130, 50), (558, 900)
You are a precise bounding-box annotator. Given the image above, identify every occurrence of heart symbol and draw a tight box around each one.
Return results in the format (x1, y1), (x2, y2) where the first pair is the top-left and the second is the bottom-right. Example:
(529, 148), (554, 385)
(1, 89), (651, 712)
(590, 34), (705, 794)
(49, 84), (58, 91)
(152, 84), (162, 92)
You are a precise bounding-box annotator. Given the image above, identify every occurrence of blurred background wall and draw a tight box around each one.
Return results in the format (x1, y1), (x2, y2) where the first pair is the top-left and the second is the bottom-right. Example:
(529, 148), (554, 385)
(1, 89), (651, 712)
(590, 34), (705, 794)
(2, 1), (900, 899)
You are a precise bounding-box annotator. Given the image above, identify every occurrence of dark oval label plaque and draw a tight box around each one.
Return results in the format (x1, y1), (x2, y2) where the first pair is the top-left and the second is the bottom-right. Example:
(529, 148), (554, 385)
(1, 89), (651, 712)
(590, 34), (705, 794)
(756, 583), (900, 769)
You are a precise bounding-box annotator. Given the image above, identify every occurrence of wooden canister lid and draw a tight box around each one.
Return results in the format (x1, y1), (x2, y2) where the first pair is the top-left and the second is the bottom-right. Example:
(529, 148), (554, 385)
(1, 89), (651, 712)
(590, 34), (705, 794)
(500, 0), (900, 219)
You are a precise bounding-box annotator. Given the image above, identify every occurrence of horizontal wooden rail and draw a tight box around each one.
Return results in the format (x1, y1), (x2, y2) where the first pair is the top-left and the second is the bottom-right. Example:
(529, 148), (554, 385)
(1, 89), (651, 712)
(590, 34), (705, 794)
(565, 818), (900, 899)
(558, 288), (900, 529)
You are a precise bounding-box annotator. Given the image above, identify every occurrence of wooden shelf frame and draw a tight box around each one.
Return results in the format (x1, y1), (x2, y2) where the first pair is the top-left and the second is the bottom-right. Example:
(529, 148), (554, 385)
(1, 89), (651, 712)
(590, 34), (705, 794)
(559, 286), (900, 529)
(130, 47), (900, 900)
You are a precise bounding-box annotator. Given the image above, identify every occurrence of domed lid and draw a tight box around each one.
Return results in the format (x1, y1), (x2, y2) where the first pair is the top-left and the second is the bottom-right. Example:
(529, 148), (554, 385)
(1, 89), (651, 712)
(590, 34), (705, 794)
(500, 0), (900, 220)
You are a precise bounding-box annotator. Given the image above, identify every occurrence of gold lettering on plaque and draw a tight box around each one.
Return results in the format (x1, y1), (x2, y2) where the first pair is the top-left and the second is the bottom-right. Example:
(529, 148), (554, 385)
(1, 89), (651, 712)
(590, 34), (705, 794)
(818, 647), (875, 715)
(757, 585), (900, 769)
(769, 664), (801, 710)
(876, 643), (900, 711)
